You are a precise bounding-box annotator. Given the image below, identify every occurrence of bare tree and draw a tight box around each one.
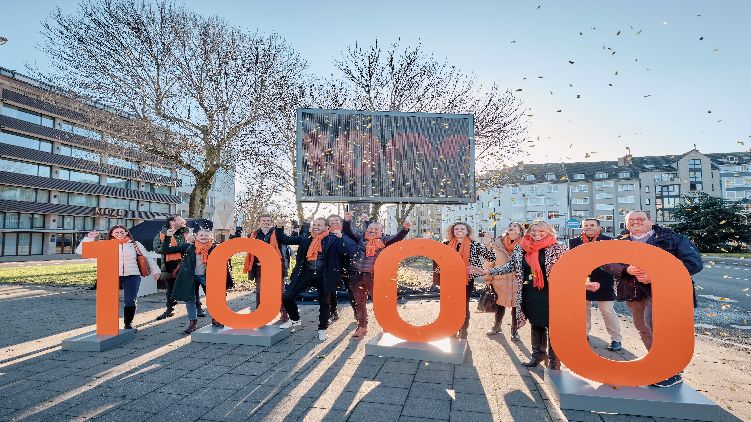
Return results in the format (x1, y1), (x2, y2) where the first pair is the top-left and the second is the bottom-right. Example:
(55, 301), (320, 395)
(37, 0), (306, 217)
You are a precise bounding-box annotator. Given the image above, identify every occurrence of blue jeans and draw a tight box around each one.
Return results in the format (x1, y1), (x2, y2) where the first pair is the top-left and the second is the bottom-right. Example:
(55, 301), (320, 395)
(121, 275), (141, 307)
(186, 275), (207, 320)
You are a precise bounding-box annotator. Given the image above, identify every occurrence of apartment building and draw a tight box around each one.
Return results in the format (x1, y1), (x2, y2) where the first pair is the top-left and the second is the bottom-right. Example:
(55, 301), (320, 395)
(706, 152), (751, 213)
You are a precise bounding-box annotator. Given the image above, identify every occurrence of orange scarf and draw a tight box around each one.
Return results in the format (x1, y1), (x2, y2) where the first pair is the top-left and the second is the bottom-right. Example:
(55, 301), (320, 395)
(306, 228), (331, 261)
(243, 229), (280, 273)
(364, 233), (386, 257)
(520, 234), (557, 289)
(194, 240), (212, 264)
(501, 236), (520, 253)
(117, 237), (131, 244)
(580, 231), (601, 244)
(159, 231), (184, 261)
(447, 237), (471, 266)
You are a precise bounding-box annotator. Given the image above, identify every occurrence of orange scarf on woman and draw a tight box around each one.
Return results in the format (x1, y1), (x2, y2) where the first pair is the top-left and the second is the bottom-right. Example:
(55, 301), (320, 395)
(159, 231), (184, 261)
(364, 233), (386, 257)
(501, 236), (520, 253)
(306, 228), (331, 261)
(243, 229), (280, 272)
(520, 234), (558, 289)
(117, 237), (131, 244)
(194, 240), (213, 264)
(447, 237), (471, 266)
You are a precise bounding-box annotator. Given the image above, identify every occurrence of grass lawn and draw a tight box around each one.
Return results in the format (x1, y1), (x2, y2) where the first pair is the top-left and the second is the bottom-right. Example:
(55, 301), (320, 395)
(0, 256), (252, 287)
(702, 253), (750, 259)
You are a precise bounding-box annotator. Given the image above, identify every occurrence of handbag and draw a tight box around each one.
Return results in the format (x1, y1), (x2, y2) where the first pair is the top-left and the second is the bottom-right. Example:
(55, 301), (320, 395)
(132, 242), (150, 277)
(477, 286), (498, 313)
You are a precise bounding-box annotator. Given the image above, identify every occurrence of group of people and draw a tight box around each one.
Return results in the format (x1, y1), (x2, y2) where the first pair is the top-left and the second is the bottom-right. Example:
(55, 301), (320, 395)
(78, 209), (702, 389)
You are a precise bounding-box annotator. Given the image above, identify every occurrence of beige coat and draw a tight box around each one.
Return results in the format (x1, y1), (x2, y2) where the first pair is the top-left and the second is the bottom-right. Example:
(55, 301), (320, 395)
(482, 245), (517, 307)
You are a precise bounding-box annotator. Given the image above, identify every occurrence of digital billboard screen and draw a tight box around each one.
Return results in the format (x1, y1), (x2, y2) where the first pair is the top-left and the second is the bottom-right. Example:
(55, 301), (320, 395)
(296, 108), (475, 203)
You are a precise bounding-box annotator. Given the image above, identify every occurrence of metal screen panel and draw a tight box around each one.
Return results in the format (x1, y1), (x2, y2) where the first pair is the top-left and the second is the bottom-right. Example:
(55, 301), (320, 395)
(296, 109), (475, 203)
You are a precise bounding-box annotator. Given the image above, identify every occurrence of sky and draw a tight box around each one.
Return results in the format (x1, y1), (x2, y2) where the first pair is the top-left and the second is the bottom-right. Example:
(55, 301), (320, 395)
(1, 0), (749, 169)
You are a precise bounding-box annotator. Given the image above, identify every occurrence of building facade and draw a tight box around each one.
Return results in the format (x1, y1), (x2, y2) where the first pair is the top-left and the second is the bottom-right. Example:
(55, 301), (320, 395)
(0, 67), (234, 259)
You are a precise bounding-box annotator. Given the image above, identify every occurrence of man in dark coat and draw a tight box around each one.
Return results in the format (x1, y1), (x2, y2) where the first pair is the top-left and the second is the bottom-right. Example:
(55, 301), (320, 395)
(327, 214), (356, 324)
(569, 218), (622, 352)
(244, 215), (289, 318)
(276, 217), (356, 341)
(608, 210), (703, 388)
(152, 216), (198, 320)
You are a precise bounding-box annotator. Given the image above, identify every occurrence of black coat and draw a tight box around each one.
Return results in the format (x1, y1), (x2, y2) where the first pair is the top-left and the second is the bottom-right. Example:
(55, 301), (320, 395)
(607, 225), (703, 304)
(275, 227), (355, 294)
(161, 237), (233, 302)
(569, 234), (616, 301)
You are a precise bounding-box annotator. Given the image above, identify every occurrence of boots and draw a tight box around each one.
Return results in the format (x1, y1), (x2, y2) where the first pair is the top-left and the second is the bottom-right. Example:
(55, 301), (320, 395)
(510, 308), (520, 341)
(211, 318), (224, 328)
(182, 319), (198, 335)
(486, 307), (505, 336)
(123, 306), (136, 331)
(522, 325), (549, 367)
(548, 343), (561, 370)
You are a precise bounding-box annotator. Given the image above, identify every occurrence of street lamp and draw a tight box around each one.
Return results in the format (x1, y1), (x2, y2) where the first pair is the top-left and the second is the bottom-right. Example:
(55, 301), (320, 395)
(0, 36), (8, 45)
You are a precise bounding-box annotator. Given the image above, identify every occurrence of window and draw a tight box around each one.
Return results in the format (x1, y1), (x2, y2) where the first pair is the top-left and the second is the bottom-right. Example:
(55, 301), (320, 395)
(688, 159), (702, 169)
(107, 177), (138, 190)
(58, 169), (100, 185)
(618, 196), (636, 204)
(597, 214), (614, 221)
(527, 211), (545, 219)
(571, 210), (590, 217)
(595, 192), (614, 200)
(547, 184), (559, 193)
(56, 120), (102, 140)
(594, 181), (614, 188)
(618, 171), (630, 178)
(658, 184), (679, 196)
(510, 186), (520, 194)
(0, 158), (51, 177)
(545, 173), (555, 181)
(645, 186), (650, 193)
(0, 131), (53, 152)
(527, 197), (545, 206)
(574, 173), (585, 180)
(59, 192), (99, 207)
(511, 212), (525, 220)
(511, 197), (525, 207)
(525, 174), (535, 181)
(655, 173), (678, 182)
(103, 197), (138, 210)
(596, 203), (615, 210)
(145, 184), (171, 195)
(147, 202), (170, 213)
(572, 197), (590, 205)
(142, 165), (172, 177)
(0, 186), (37, 202)
(618, 184), (635, 191)
(546, 197), (560, 206)
(1, 104), (53, 127)
(108, 156), (139, 170)
(571, 184), (588, 193)
(57, 145), (100, 162)
(725, 178), (736, 188)
(595, 172), (608, 179)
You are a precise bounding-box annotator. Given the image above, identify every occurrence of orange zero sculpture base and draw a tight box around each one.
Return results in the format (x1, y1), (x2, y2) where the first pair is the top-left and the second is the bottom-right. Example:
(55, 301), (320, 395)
(549, 240), (694, 387)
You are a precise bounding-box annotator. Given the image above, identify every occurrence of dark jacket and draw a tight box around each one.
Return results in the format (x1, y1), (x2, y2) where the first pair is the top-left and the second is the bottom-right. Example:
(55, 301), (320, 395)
(608, 225), (703, 304)
(247, 228), (290, 281)
(569, 234), (616, 301)
(161, 236), (232, 302)
(275, 226), (356, 294)
(152, 226), (189, 278)
(342, 220), (410, 272)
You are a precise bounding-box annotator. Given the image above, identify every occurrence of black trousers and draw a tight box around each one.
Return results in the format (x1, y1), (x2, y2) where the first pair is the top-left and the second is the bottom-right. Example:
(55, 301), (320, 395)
(164, 277), (177, 310)
(282, 269), (330, 330)
(330, 272), (357, 317)
(462, 280), (474, 331)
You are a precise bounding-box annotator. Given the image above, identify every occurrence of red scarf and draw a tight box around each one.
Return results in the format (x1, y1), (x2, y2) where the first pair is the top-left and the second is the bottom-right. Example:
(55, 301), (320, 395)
(243, 229), (280, 273)
(501, 236), (520, 253)
(520, 234), (558, 289)
(160, 231), (184, 261)
(447, 237), (471, 266)
(364, 233), (386, 257)
(194, 240), (212, 264)
(580, 231), (601, 244)
(306, 228), (331, 261)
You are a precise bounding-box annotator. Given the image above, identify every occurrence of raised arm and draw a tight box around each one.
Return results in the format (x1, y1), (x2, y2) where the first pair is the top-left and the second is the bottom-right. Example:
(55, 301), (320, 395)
(274, 218), (304, 245)
(342, 220), (363, 242)
(161, 235), (191, 254)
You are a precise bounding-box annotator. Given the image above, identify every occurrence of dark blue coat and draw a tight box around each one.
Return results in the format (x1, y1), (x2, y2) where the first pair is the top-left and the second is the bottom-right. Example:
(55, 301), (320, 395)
(608, 225), (703, 304)
(275, 227), (355, 294)
(569, 234), (616, 301)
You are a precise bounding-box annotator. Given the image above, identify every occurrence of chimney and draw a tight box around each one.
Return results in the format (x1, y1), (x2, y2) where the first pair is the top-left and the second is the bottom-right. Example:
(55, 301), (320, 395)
(517, 161), (524, 170)
(618, 155), (633, 166)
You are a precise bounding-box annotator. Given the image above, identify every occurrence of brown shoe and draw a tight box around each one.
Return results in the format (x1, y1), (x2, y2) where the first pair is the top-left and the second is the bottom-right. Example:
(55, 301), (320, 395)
(351, 327), (368, 339)
(182, 320), (198, 335)
(211, 318), (224, 328)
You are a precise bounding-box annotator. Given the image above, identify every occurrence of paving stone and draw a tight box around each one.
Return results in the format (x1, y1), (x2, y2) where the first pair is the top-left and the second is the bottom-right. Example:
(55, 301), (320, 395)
(180, 387), (237, 408)
(360, 386), (410, 406)
(154, 376), (209, 396)
(451, 392), (493, 413)
(449, 409), (495, 422)
(102, 381), (163, 399)
(229, 361), (275, 376)
(562, 409), (606, 422)
(406, 382), (454, 401)
(122, 391), (183, 413)
(373, 371), (415, 387)
(401, 397), (450, 420)
(145, 402), (213, 422)
(300, 407), (350, 421)
(228, 383), (277, 403)
(204, 373), (256, 391)
(349, 401), (403, 422)
(62, 394), (128, 418)
(413, 369), (454, 385)
(0, 387), (59, 409)
(94, 408), (153, 421)
(136, 367), (191, 384)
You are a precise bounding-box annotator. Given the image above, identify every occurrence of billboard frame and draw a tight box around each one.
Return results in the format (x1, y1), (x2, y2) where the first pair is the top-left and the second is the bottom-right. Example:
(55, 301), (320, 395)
(295, 108), (476, 204)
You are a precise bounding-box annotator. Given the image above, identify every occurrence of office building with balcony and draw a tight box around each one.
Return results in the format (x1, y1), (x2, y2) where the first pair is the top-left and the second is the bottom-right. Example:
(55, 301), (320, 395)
(0, 67), (184, 259)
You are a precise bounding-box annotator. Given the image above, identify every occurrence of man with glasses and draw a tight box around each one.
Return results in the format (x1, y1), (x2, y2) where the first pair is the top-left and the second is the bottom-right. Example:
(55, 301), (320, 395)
(608, 210), (703, 387)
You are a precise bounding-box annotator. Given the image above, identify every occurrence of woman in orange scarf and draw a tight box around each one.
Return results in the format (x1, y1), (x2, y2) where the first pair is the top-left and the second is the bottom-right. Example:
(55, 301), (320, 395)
(482, 222), (525, 339)
(440, 222), (496, 339)
(470, 221), (568, 370)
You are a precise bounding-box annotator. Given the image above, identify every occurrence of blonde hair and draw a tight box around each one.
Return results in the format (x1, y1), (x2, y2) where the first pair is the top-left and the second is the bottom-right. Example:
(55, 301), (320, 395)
(528, 220), (556, 238)
(445, 221), (475, 241)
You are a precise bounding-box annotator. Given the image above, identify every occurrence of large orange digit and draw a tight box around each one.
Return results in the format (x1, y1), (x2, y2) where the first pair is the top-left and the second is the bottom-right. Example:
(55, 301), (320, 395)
(81, 239), (120, 336)
(373, 239), (466, 342)
(206, 238), (282, 329)
(549, 241), (694, 386)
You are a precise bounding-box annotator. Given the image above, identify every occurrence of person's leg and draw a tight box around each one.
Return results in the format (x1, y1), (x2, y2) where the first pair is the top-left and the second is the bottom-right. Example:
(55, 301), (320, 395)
(598, 300), (623, 343)
(194, 282), (205, 317)
(523, 324), (548, 367)
(626, 299), (652, 350)
(352, 273), (368, 328)
(329, 288), (339, 320)
(459, 280), (473, 338)
(255, 267), (262, 309)
(547, 326), (560, 370)
(282, 272), (310, 323)
(317, 275), (331, 331)
(344, 273), (358, 318)
(586, 300), (593, 337)
(122, 275), (140, 330)
(510, 307), (519, 339)
(487, 305), (504, 335)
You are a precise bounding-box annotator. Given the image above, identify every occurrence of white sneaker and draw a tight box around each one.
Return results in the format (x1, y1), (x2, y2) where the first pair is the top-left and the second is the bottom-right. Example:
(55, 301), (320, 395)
(318, 330), (328, 341)
(279, 319), (301, 329)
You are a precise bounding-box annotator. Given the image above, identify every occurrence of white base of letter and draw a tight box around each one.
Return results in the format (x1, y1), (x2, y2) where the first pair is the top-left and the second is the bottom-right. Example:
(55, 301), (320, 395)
(61, 329), (136, 352)
(191, 324), (288, 347)
(365, 332), (467, 364)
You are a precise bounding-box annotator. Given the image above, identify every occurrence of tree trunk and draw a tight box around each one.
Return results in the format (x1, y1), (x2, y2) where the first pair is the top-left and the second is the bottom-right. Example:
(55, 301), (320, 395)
(369, 203), (383, 222)
(188, 174), (214, 218)
(296, 201), (305, 224)
(395, 203), (416, 226)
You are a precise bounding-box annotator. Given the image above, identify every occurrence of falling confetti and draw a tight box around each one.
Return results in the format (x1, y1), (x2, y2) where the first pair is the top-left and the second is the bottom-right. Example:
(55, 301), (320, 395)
(568, 60), (575, 64)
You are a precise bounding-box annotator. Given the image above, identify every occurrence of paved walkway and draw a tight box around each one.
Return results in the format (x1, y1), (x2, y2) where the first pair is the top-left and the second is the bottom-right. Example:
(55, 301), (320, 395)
(0, 284), (748, 421)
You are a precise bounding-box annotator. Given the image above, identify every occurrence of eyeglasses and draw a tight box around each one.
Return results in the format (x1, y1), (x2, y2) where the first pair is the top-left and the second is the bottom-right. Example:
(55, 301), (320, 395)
(627, 218), (647, 223)
(112, 230), (127, 235)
